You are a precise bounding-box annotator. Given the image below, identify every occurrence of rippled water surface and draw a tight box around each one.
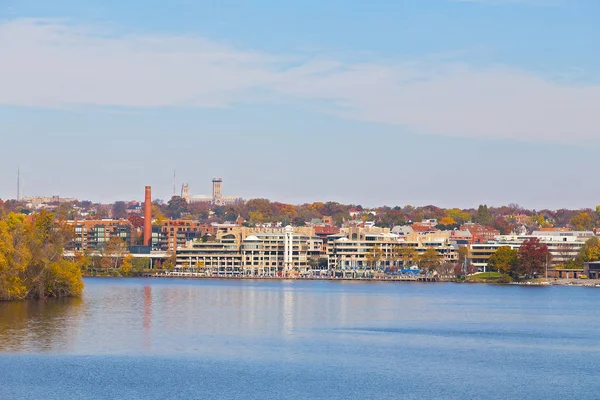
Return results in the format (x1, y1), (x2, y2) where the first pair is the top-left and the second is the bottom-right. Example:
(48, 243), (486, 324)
(1, 278), (600, 399)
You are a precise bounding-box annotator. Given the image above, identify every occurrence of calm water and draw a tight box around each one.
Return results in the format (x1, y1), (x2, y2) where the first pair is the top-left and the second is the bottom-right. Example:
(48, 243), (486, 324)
(1, 278), (600, 399)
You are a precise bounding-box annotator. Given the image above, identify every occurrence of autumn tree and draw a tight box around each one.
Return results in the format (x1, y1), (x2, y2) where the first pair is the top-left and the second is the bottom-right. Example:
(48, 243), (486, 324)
(457, 245), (469, 266)
(439, 217), (456, 226)
(161, 252), (177, 271)
(121, 254), (134, 276)
(0, 211), (83, 300)
(101, 237), (128, 273)
(487, 246), (518, 275)
(112, 201), (128, 219)
(571, 212), (593, 231)
(419, 248), (441, 272)
(445, 208), (472, 224)
(436, 262), (456, 278)
(366, 245), (384, 271)
(517, 238), (550, 277)
(151, 205), (166, 225)
(166, 196), (188, 219)
(577, 236), (600, 265)
(397, 246), (418, 268)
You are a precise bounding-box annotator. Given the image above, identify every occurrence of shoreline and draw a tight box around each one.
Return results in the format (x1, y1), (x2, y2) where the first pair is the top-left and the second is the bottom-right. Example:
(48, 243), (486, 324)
(82, 274), (600, 287)
(84, 274), (438, 283)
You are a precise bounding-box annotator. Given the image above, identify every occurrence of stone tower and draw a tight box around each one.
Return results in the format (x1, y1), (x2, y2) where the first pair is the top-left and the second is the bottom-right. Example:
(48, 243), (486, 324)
(181, 183), (190, 203)
(212, 178), (223, 206)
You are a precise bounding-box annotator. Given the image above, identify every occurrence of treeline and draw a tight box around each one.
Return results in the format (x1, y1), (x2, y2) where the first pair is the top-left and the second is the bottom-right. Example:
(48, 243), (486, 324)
(154, 198), (600, 233)
(3, 198), (600, 232)
(0, 211), (83, 301)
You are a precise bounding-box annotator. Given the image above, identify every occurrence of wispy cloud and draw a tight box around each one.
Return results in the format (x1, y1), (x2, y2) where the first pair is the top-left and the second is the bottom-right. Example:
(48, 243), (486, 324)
(1, 18), (598, 144)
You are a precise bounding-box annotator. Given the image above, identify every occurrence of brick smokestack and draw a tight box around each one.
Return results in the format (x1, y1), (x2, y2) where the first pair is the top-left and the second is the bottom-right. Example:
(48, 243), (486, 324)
(144, 186), (152, 246)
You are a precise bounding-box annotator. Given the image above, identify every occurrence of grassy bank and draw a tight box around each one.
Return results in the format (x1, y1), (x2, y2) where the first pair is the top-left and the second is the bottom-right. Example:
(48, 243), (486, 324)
(466, 272), (513, 283)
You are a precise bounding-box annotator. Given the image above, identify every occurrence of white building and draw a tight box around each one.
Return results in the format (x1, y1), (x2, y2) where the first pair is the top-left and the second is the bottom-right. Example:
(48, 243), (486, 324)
(176, 226), (318, 277)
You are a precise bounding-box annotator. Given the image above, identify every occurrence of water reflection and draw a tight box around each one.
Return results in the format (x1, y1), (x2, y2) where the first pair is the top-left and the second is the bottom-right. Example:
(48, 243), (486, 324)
(0, 297), (83, 352)
(143, 286), (152, 349)
(1, 278), (600, 357)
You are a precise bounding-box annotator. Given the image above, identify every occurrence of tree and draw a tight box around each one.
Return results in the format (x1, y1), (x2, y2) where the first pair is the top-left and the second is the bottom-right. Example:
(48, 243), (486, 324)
(151, 205), (166, 225)
(445, 208), (472, 224)
(166, 196), (188, 219)
(397, 246), (418, 268)
(161, 252), (177, 271)
(55, 203), (76, 220)
(112, 201), (127, 219)
(517, 238), (550, 277)
(101, 237), (128, 273)
(577, 236), (600, 264)
(571, 212), (593, 231)
(475, 205), (494, 226)
(0, 211), (83, 300)
(487, 246), (518, 275)
(365, 245), (384, 271)
(419, 248), (441, 272)
(439, 217), (456, 226)
(121, 254), (134, 276)
(457, 245), (469, 266)
(436, 262), (456, 278)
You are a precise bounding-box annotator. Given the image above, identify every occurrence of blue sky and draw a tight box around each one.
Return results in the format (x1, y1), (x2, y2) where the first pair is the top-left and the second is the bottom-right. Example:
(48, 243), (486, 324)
(1, 0), (599, 209)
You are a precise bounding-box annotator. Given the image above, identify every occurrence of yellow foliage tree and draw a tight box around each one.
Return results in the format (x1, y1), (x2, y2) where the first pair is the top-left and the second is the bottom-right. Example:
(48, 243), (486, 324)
(0, 212), (83, 301)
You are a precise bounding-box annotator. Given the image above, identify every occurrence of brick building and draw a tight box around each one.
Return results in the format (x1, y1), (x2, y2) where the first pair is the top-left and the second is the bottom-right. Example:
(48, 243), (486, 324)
(68, 219), (134, 251)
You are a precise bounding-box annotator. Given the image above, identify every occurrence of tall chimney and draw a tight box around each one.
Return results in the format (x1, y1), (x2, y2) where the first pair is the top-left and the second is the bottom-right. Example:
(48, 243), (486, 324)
(144, 186), (152, 246)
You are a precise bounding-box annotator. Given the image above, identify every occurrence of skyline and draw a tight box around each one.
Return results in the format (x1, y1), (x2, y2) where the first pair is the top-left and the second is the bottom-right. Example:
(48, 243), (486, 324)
(1, 0), (599, 208)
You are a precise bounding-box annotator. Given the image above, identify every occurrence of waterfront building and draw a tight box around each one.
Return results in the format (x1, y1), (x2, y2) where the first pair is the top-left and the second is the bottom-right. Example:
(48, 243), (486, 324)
(327, 228), (458, 277)
(469, 233), (591, 270)
(155, 220), (214, 252)
(175, 226), (320, 277)
(68, 219), (134, 251)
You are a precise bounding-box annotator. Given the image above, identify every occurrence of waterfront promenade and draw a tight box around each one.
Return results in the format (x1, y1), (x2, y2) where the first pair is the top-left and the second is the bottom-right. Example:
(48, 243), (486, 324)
(141, 272), (600, 286)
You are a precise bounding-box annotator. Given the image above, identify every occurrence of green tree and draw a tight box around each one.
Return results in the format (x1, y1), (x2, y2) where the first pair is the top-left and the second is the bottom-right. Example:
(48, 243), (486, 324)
(166, 196), (188, 219)
(487, 246), (518, 275)
(475, 205), (494, 226)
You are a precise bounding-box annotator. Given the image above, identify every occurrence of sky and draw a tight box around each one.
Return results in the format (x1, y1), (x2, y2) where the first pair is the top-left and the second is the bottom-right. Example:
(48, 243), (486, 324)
(0, 0), (599, 209)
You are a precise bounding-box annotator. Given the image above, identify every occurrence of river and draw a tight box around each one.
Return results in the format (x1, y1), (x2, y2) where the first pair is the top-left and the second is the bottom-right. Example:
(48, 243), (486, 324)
(1, 278), (599, 399)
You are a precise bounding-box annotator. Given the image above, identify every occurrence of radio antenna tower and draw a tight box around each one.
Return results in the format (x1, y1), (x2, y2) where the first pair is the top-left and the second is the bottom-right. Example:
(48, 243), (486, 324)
(17, 166), (20, 201)
(173, 169), (176, 197)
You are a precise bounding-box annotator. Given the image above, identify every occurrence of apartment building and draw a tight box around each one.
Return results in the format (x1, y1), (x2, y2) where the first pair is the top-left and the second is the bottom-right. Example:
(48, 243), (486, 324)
(175, 226), (320, 277)
(156, 220), (214, 252)
(68, 219), (134, 251)
(327, 228), (458, 277)
(469, 233), (591, 270)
